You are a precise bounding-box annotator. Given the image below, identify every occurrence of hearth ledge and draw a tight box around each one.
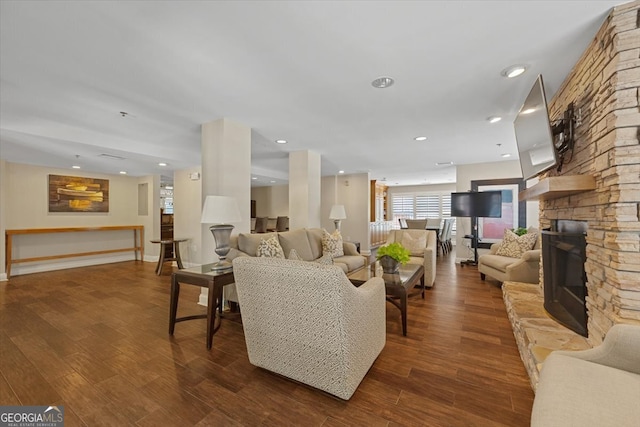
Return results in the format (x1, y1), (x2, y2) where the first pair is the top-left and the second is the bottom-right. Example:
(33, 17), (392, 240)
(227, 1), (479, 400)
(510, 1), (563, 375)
(502, 281), (590, 391)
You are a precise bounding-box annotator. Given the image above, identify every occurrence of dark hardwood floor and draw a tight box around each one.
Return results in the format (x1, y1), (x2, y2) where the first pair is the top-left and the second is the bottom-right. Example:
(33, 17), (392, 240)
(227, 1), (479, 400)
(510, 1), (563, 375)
(0, 250), (533, 426)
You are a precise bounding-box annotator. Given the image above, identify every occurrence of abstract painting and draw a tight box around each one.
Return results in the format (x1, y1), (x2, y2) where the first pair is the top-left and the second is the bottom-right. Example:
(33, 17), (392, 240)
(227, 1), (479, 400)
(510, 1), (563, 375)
(48, 174), (109, 212)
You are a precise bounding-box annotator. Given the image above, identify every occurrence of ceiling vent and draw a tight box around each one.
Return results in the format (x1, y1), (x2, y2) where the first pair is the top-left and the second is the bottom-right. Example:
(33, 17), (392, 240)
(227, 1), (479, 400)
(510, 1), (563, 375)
(98, 153), (126, 160)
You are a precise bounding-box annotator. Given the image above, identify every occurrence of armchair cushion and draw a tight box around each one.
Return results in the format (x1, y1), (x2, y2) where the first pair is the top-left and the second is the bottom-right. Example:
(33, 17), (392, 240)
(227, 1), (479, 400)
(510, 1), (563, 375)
(278, 229), (314, 261)
(401, 230), (427, 256)
(238, 232), (277, 256)
(495, 229), (538, 258)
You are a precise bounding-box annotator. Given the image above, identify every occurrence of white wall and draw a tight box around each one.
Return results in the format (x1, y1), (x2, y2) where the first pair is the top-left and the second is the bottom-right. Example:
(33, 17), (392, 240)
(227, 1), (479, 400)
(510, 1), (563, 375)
(1, 162), (157, 276)
(454, 160), (539, 262)
(251, 185), (289, 217)
(321, 173), (370, 252)
(0, 160), (7, 280)
(173, 166), (202, 267)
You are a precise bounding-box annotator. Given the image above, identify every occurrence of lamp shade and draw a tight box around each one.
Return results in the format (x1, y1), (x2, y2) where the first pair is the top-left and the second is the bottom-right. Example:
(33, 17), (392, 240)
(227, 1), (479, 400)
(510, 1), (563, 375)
(329, 204), (347, 220)
(200, 195), (242, 224)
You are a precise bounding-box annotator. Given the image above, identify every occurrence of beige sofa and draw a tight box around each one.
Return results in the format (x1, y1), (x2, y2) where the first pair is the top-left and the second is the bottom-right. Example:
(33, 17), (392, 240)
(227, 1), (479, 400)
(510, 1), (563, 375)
(232, 256), (386, 400)
(228, 228), (365, 273)
(531, 323), (640, 426)
(384, 229), (437, 288)
(478, 229), (541, 284)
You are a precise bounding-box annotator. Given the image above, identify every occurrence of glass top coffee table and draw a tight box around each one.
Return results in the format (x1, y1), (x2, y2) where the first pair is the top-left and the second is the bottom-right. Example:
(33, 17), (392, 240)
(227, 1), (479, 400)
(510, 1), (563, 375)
(347, 261), (425, 336)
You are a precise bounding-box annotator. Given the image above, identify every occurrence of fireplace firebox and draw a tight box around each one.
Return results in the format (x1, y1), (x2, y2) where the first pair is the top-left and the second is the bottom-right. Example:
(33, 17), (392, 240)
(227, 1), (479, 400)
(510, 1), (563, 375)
(542, 220), (588, 337)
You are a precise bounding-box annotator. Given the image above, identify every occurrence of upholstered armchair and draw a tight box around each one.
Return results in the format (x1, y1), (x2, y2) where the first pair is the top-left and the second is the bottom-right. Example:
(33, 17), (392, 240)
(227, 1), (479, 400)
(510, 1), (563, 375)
(478, 228), (541, 284)
(384, 229), (437, 288)
(531, 323), (640, 426)
(232, 257), (386, 400)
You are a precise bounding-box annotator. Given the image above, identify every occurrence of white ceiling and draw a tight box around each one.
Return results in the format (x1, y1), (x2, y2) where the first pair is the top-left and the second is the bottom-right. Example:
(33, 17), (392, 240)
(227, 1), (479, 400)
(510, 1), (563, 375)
(0, 1), (624, 187)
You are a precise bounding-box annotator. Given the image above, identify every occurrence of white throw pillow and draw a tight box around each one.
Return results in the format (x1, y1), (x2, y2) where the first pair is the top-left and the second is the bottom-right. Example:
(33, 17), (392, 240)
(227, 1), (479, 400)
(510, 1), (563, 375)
(314, 253), (334, 265)
(322, 229), (344, 257)
(256, 236), (285, 258)
(288, 248), (302, 261)
(495, 229), (538, 258)
(401, 231), (427, 256)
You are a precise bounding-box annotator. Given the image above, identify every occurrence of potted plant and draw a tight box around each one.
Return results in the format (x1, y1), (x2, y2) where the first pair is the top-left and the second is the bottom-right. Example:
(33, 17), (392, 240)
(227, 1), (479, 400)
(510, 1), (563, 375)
(376, 242), (411, 273)
(513, 227), (528, 236)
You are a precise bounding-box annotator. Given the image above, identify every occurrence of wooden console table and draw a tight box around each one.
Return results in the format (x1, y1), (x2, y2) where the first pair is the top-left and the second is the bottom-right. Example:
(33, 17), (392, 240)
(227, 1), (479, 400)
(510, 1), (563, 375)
(5, 225), (144, 279)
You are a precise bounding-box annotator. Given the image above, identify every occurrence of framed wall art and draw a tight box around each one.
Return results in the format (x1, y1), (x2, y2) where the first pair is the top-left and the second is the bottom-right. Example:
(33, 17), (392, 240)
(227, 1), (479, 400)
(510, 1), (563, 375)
(471, 178), (525, 248)
(48, 174), (109, 213)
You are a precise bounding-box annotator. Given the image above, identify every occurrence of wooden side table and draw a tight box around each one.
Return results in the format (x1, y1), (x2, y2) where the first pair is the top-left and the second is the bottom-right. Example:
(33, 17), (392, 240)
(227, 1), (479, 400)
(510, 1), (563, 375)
(169, 264), (235, 349)
(150, 238), (187, 275)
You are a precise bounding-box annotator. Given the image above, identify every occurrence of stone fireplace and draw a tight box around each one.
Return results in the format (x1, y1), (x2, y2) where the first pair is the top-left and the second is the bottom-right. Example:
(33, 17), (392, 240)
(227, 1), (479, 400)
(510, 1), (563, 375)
(503, 1), (640, 389)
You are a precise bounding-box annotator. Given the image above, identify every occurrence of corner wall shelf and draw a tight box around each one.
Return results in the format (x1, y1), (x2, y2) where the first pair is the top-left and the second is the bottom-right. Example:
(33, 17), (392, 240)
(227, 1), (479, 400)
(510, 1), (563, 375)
(519, 175), (596, 201)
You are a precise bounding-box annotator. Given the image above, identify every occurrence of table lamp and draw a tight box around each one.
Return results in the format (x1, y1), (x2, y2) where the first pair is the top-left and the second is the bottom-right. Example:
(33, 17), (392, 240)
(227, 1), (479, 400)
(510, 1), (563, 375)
(201, 195), (241, 271)
(329, 204), (347, 232)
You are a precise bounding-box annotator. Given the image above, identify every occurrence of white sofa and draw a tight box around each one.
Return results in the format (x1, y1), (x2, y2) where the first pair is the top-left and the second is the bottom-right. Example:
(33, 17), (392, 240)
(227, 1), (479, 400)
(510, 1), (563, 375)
(228, 228), (365, 274)
(384, 229), (437, 288)
(478, 229), (541, 284)
(232, 256), (386, 400)
(531, 323), (640, 427)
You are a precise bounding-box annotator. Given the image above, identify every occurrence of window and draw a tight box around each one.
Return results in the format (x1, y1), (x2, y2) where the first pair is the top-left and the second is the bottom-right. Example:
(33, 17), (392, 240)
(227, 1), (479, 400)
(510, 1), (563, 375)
(391, 192), (456, 233)
(392, 194), (414, 221)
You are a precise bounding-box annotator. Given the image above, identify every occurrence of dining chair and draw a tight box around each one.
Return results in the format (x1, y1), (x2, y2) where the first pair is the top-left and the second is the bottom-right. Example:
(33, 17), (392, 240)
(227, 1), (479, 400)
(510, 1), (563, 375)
(254, 217), (268, 233)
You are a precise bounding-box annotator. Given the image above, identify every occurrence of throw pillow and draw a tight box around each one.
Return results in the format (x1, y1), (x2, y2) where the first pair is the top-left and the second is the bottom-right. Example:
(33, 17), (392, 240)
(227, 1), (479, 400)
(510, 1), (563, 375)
(288, 248), (302, 261)
(322, 229), (344, 258)
(495, 229), (538, 258)
(314, 253), (334, 265)
(401, 231), (426, 256)
(256, 236), (285, 259)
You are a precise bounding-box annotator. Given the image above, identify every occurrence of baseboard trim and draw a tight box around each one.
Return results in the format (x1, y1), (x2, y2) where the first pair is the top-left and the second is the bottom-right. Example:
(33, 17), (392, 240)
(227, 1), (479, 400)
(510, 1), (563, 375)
(7, 255), (139, 277)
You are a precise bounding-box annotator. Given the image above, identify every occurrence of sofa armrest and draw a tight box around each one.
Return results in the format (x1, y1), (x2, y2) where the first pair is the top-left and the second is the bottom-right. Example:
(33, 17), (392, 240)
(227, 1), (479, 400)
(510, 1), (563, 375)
(227, 248), (250, 261)
(505, 249), (541, 284)
(521, 249), (541, 262)
(343, 241), (359, 256)
(489, 242), (501, 254)
(553, 323), (640, 374)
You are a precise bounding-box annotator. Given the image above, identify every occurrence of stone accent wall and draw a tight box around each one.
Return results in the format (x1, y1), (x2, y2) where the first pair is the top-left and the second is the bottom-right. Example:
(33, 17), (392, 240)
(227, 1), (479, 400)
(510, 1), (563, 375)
(540, 1), (640, 344)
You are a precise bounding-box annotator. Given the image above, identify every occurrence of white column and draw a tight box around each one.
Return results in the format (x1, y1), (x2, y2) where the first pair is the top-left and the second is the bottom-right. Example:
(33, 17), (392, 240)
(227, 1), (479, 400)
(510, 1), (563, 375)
(288, 150), (321, 229)
(199, 118), (251, 303)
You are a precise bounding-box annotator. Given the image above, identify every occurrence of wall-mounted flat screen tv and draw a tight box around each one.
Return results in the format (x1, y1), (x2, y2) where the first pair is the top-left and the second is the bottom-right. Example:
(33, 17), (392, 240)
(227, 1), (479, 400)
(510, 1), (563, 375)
(514, 74), (558, 180)
(451, 191), (502, 218)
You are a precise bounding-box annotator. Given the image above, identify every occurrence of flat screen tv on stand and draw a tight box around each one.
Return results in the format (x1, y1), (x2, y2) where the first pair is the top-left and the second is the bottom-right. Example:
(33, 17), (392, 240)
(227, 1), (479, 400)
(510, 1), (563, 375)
(451, 191), (502, 266)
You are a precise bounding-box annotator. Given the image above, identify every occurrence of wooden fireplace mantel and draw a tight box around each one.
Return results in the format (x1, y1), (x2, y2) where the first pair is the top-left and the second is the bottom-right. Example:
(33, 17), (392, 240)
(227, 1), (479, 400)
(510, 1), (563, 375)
(519, 175), (596, 201)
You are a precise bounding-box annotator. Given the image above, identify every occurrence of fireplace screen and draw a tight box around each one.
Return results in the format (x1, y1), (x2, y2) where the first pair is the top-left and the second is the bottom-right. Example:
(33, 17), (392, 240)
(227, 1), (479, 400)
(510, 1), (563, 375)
(542, 220), (588, 337)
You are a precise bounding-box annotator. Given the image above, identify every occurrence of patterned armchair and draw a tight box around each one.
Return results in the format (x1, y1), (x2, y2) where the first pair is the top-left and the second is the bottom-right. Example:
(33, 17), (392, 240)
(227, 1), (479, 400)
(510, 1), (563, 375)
(232, 257), (386, 400)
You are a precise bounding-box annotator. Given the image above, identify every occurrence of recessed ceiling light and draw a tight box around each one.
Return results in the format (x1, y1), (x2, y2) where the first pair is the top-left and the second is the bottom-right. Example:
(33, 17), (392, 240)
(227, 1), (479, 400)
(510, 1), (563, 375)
(252, 177), (258, 180)
(72, 165), (81, 169)
(501, 65), (527, 78)
(488, 116), (502, 124)
(275, 139), (287, 144)
(338, 170), (345, 174)
(521, 108), (536, 115)
(371, 76), (394, 88)
(270, 180), (276, 183)
(119, 171), (127, 174)
(414, 136), (427, 141)
(158, 162), (167, 166)
(435, 161), (453, 166)
(501, 153), (512, 158)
